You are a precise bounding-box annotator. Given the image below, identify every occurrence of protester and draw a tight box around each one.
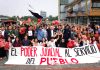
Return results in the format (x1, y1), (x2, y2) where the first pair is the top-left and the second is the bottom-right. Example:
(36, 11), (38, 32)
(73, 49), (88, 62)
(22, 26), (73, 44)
(94, 31), (99, 41)
(0, 32), (6, 59)
(47, 37), (57, 47)
(13, 26), (19, 37)
(55, 30), (63, 47)
(74, 37), (79, 47)
(27, 26), (34, 40)
(59, 38), (66, 48)
(42, 25), (48, 39)
(82, 35), (90, 45)
(1, 26), (6, 37)
(97, 37), (100, 50)
(13, 37), (22, 47)
(90, 37), (97, 44)
(67, 38), (75, 48)
(31, 38), (40, 46)
(7, 26), (15, 39)
(63, 25), (71, 43)
(0, 18), (100, 60)
(22, 35), (31, 46)
(3, 22), (98, 49)
(5, 36), (12, 49)
(47, 25), (55, 41)
(19, 26), (26, 41)
(41, 38), (47, 47)
(5, 36), (12, 58)
(36, 26), (45, 42)
(98, 26), (100, 34)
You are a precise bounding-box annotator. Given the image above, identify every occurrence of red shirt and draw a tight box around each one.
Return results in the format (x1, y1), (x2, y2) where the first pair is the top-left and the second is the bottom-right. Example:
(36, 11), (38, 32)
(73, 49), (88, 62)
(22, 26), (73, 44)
(67, 40), (75, 48)
(0, 39), (5, 48)
(13, 41), (22, 47)
(97, 43), (100, 50)
(5, 42), (10, 50)
(94, 33), (99, 41)
(19, 27), (26, 34)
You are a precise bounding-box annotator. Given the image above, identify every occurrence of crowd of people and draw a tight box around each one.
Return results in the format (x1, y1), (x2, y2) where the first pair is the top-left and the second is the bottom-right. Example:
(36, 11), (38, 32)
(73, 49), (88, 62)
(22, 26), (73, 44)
(0, 22), (100, 59)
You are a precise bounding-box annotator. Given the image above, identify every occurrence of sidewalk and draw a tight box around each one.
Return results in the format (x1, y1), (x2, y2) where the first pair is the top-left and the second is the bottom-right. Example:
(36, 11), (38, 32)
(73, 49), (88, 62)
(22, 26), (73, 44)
(0, 58), (100, 70)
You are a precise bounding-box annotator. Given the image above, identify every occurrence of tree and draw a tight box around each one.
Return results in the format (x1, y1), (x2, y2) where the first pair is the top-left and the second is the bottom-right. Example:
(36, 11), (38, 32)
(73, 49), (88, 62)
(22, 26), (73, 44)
(48, 15), (58, 21)
(9, 16), (17, 21)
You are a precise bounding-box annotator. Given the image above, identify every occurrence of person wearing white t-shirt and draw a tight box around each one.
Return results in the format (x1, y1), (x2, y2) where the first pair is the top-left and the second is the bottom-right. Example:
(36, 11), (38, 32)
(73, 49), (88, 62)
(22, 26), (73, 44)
(47, 37), (57, 47)
(1, 27), (5, 37)
(83, 39), (90, 46)
(47, 34), (59, 47)
(31, 38), (40, 46)
(27, 26), (34, 40)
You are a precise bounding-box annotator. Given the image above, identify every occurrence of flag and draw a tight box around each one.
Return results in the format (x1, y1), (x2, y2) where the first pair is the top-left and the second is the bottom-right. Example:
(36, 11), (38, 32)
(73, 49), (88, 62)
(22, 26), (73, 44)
(29, 10), (43, 19)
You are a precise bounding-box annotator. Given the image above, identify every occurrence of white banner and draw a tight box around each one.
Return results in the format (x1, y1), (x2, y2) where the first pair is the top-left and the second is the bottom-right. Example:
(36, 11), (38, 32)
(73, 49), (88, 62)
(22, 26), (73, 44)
(5, 44), (100, 65)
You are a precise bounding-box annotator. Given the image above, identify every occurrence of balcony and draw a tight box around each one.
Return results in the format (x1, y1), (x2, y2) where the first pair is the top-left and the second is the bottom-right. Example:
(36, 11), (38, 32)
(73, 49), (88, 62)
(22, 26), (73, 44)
(90, 2), (100, 16)
(65, 0), (80, 9)
(90, 9), (100, 16)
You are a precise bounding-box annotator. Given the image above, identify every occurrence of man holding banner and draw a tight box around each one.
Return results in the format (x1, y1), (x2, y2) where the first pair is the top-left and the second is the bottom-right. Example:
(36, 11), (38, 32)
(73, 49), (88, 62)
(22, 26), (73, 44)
(5, 44), (100, 65)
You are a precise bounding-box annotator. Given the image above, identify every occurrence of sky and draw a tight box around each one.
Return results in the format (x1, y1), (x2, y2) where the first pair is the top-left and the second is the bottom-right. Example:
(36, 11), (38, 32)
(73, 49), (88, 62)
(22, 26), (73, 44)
(0, 0), (58, 17)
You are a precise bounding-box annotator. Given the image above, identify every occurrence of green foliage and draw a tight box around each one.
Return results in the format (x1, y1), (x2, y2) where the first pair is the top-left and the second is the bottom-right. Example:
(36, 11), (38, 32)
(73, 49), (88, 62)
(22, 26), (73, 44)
(8, 15), (58, 23)
(9, 16), (17, 21)
(48, 15), (58, 21)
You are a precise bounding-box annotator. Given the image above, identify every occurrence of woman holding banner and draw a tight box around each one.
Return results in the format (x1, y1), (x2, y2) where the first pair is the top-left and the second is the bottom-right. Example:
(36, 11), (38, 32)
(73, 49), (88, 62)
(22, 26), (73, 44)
(97, 37), (100, 50)
(22, 35), (31, 46)
(13, 37), (22, 47)
(0, 32), (6, 60)
(41, 38), (48, 47)
(5, 36), (12, 58)
(31, 38), (40, 46)
(67, 38), (75, 48)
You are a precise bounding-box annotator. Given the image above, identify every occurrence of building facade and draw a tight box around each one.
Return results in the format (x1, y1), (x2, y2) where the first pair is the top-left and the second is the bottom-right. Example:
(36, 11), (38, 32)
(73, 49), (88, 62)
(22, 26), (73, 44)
(58, 0), (69, 21)
(40, 11), (47, 18)
(65, 0), (100, 24)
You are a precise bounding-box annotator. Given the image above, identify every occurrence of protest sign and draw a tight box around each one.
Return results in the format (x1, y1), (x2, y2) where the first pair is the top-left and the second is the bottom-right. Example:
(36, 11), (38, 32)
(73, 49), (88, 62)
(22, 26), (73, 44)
(5, 44), (100, 65)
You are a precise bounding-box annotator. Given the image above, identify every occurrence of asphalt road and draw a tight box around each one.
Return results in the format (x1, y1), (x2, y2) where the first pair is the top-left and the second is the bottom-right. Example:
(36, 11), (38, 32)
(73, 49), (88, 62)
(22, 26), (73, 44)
(0, 57), (100, 70)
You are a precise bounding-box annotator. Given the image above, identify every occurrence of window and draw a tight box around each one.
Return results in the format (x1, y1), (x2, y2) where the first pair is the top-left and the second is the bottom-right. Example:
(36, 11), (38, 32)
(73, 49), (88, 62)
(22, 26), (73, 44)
(92, 2), (100, 8)
(60, 13), (66, 20)
(60, 0), (68, 5)
(81, 0), (85, 2)
(73, 4), (78, 12)
(60, 5), (66, 12)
